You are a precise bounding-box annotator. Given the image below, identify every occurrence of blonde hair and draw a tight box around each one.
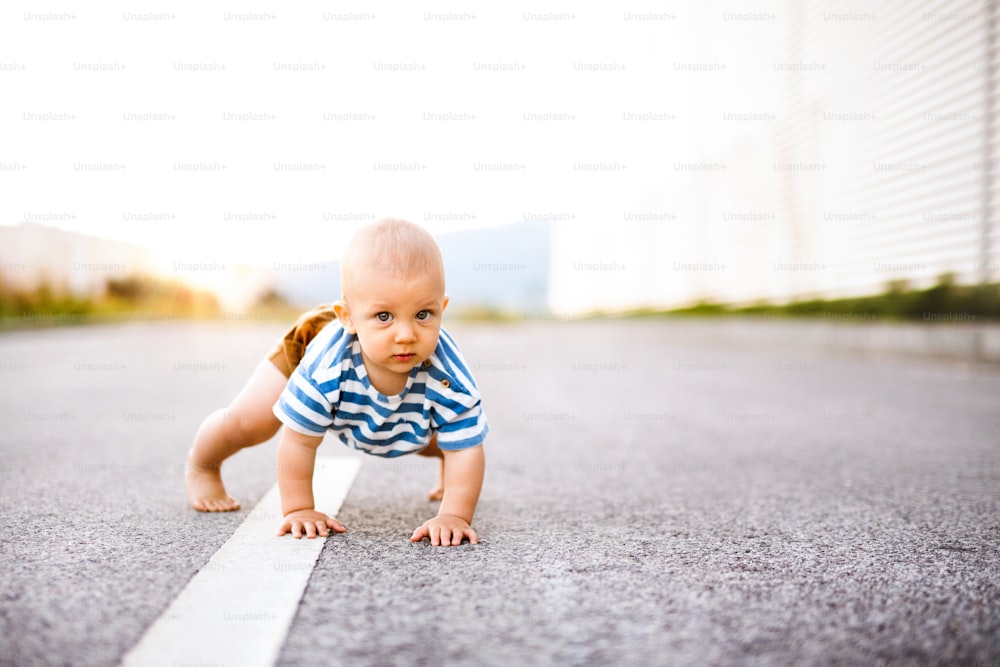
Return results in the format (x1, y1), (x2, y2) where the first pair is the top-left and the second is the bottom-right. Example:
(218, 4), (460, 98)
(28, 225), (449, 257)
(340, 218), (445, 299)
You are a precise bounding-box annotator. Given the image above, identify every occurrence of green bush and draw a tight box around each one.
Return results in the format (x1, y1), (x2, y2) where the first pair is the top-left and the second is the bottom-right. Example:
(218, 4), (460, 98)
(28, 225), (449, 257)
(644, 275), (1000, 322)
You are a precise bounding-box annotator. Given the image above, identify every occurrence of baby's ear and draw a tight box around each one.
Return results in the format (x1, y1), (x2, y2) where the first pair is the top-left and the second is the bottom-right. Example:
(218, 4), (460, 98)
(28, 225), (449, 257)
(333, 300), (356, 333)
(442, 295), (450, 312)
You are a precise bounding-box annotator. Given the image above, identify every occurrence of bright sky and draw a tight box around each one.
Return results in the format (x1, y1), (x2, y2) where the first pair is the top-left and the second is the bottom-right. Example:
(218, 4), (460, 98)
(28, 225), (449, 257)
(1, 0), (789, 313)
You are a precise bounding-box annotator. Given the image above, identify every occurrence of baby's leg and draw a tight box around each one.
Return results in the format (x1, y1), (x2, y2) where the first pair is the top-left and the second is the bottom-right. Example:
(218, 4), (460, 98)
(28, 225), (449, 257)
(416, 433), (445, 501)
(186, 359), (287, 511)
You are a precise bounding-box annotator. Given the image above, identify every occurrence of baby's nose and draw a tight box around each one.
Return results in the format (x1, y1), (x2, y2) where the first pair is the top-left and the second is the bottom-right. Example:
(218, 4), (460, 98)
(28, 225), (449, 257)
(394, 323), (416, 341)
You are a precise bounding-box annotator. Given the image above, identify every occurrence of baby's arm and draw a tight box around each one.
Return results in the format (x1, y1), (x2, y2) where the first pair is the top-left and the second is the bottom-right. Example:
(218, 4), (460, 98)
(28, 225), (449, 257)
(411, 445), (485, 546)
(276, 428), (347, 539)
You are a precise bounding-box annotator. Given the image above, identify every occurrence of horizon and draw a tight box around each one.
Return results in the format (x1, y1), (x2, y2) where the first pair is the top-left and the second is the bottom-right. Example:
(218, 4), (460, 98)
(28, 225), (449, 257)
(0, 219), (556, 313)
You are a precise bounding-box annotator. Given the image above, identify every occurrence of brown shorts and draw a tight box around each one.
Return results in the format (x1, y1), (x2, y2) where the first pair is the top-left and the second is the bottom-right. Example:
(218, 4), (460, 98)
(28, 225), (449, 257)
(266, 304), (339, 378)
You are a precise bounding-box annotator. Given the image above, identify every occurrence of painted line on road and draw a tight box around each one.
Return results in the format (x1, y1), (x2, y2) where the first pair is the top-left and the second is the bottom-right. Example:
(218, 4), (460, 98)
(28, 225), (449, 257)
(122, 456), (362, 667)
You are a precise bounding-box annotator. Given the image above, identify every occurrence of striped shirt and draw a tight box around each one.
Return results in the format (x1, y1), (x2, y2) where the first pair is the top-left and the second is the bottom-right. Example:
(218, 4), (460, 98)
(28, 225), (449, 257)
(273, 322), (489, 457)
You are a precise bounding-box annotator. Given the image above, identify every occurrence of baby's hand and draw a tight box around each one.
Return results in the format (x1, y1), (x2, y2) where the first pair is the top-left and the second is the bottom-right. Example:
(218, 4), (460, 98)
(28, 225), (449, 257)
(410, 513), (478, 547)
(277, 509), (346, 539)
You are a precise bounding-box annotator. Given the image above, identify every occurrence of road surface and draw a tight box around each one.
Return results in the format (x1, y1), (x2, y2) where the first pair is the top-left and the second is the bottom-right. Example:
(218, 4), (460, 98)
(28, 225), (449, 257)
(1, 318), (998, 666)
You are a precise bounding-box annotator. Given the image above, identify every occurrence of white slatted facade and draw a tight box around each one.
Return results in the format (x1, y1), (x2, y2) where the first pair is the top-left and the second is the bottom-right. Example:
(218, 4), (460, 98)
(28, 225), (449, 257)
(986, 1), (1000, 283)
(695, 0), (999, 306)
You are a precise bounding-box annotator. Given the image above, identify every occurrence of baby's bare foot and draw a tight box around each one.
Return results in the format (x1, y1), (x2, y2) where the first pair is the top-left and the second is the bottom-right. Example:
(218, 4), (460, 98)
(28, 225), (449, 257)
(186, 463), (240, 512)
(427, 484), (444, 502)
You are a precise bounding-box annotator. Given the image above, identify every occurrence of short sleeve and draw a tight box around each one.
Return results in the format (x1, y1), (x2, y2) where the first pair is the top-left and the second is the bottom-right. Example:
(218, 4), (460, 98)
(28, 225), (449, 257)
(273, 363), (336, 436)
(434, 400), (490, 450)
(426, 327), (490, 450)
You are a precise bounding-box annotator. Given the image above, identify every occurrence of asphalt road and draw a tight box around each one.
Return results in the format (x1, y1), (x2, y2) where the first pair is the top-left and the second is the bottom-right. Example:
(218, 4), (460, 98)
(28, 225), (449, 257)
(1, 318), (998, 666)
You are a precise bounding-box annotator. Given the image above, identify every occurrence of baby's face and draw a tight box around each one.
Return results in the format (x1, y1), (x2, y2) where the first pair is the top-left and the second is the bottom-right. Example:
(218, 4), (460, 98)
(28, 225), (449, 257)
(341, 268), (448, 388)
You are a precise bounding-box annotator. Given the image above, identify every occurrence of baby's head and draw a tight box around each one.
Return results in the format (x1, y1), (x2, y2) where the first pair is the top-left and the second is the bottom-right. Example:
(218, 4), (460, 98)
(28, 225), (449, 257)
(340, 218), (445, 301)
(334, 219), (449, 384)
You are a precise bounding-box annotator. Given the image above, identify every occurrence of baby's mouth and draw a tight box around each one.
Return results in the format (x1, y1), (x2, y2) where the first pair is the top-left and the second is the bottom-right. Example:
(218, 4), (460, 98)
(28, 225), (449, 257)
(392, 353), (415, 362)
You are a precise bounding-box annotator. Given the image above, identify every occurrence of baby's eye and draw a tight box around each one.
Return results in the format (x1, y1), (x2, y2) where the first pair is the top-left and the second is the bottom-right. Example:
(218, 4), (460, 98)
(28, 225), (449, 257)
(375, 312), (393, 323)
(416, 310), (432, 321)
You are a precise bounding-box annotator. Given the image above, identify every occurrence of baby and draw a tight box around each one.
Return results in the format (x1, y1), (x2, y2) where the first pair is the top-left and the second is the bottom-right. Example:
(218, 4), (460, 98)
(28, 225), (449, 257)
(185, 218), (489, 547)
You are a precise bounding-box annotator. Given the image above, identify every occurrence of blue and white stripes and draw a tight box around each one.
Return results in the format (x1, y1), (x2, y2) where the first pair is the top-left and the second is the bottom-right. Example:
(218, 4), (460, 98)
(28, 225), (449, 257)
(273, 323), (489, 457)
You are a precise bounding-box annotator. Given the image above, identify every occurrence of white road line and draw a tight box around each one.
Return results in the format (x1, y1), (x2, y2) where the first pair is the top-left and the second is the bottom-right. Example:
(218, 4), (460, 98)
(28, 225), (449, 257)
(122, 456), (362, 667)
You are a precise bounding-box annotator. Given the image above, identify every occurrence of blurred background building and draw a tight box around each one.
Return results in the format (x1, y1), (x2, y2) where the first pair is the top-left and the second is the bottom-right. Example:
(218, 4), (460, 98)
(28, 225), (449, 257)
(686, 0), (999, 305)
(550, 0), (999, 313)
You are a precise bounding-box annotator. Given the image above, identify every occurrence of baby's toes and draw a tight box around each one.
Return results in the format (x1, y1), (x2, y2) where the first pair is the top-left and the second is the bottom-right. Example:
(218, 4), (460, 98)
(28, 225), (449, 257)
(221, 497), (240, 511)
(203, 499), (223, 512)
(206, 497), (240, 512)
(189, 498), (209, 512)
